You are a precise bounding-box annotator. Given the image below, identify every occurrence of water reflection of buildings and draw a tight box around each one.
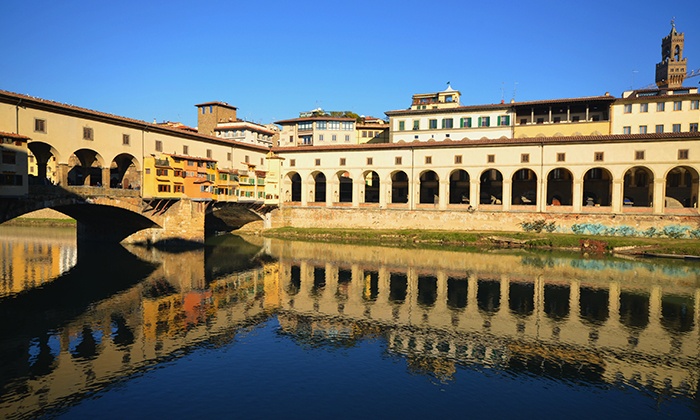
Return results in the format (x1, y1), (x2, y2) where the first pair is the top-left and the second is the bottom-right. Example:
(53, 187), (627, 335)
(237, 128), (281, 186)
(0, 227), (77, 297)
(2, 236), (699, 417)
(268, 240), (700, 396)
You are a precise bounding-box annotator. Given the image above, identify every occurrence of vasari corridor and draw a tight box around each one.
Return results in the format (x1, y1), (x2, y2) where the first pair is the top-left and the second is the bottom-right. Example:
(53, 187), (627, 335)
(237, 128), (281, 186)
(1, 4), (699, 418)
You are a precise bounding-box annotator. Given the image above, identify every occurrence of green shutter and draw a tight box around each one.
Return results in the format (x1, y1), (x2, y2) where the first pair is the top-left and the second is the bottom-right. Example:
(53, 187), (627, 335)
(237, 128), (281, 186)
(478, 117), (482, 127)
(460, 117), (464, 128)
(467, 118), (472, 128)
(497, 116), (501, 126)
(505, 115), (510, 125)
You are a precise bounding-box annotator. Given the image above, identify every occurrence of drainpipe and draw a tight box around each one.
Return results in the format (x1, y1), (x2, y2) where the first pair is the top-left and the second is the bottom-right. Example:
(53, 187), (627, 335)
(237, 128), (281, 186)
(15, 98), (23, 133)
(410, 147), (415, 210)
(540, 139), (545, 213)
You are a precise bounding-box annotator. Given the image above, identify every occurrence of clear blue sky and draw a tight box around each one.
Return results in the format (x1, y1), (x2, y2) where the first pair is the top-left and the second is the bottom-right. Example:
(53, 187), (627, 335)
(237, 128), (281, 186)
(2, 0), (699, 128)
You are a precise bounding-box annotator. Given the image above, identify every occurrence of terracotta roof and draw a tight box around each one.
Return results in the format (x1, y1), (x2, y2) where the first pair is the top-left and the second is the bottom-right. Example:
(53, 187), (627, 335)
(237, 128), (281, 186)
(0, 90), (269, 153)
(512, 95), (616, 107)
(271, 131), (700, 154)
(385, 103), (511, 116)
(0, 131), (30, 140)
(194, 101), (238, 110)
(167, 153), (217, 162)
(274, 116), (356, 124)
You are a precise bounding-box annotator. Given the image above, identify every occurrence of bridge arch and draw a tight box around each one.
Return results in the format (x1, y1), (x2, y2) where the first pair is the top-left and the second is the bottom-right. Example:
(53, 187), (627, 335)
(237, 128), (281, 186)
(67, 149), (106, 187)
(27, 141), (61, 185)
(109, 153), (141, 189)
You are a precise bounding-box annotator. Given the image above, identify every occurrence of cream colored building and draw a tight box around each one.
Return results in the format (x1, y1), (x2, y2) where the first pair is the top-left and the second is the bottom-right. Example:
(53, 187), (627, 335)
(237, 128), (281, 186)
(387, 85), (513, 143)
(275, 113), (357, 147)
(0, 131), (29, 196)
(214, 120), (276, 147)
(611, 87), (699, 135)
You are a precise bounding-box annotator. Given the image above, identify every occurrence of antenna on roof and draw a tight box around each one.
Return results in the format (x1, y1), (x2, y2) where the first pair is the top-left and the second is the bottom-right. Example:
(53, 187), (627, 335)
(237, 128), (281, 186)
(512, 82), (518, 102)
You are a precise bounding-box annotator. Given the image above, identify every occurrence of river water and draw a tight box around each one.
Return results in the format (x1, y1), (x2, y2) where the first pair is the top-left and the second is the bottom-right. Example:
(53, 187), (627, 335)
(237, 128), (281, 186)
(0, 226), (698, 418)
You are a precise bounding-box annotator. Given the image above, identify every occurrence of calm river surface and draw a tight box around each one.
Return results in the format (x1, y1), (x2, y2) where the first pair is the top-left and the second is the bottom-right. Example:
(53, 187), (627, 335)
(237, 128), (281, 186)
(0, 225), (699, 419)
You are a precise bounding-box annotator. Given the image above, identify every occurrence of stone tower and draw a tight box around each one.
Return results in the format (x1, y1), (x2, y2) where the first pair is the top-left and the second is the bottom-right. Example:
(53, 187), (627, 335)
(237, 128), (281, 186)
(655, 20), (687, 89)
(195, 101), (238, 136)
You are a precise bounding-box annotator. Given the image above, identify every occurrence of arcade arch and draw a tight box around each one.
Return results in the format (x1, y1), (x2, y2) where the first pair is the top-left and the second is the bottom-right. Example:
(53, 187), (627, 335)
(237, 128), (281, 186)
(390, 171), (409, 204)
(665, 166), (698, 208)
(363, 171), (380, 203)
(623, 166), (654, 207)
(512, 168), (537, 205)
(449, 169), (470, 204)
(583, 167), (612, 207)
(546, 168), (573, 206)
(419, 170), (439, 204)
(480, 169), (503, 204)
(67, 149), (105, 186)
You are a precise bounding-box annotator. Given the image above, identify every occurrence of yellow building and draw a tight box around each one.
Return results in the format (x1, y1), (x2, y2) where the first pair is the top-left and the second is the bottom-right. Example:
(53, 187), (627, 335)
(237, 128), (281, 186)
(0, 131), (30, 196)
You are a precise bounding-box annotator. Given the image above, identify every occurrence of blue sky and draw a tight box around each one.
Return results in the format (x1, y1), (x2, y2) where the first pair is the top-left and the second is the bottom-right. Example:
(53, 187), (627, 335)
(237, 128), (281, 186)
(2, 0), (699, 128)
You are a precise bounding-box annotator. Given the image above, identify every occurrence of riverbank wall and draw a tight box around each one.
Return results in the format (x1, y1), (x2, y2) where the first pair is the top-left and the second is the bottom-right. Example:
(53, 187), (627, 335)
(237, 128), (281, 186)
(270, 207), (700, 234)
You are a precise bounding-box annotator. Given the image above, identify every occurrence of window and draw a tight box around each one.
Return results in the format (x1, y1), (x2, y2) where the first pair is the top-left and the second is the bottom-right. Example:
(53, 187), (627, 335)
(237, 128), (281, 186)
(691, 123), (699, 132)
(557, 153), (565, 162)
(156, 168), (169, 176)
(640, 103), (648, 113)
(83, 127), (94, 140)
(319, 134), (324, 141)
(145, 168), (151, 175)
(429, 119), (437, 129)
(413, 120), (420, 130)
(227, 152), (231, 161)
(656, 102), (665, 112)
(316, 121), (327, 130)
(328, 121), (340, 130)
(398, 121), (405, 131)
(366, 157), (373, 165)
(519, 118), (527, 125)
(157, 184), (171, 193)
(571, 115), (580, 122)
(122, 134), (130, 145)
(454, 155), (462, 164)
(673, 101), (682, 111)
(623, 126), (631, 134)
(655, 124), (664, 133)
(425, 156), (432, 164)
(635, 150), (645, 160)
(442, 118), (453, 129)
(206, 149), (212, 158)
(498, 115), (510, 126)
(553, 117), (561, 123)
(344, 135), (350, 142)
(479, 116), (490, 127)
(672, 124), (681, 133)
(623, 104), (632, 113)
(691, 100), (699, 110)
(332, 134), (337, 141)
(342, 122), (354, 130)
(460, 117), (472, 128)
(362, 131), (367, 138)
(395, 156), (402, 165)
(2, 151), (16, 164)
(339, 158), (346, 166)
(289, 135), (293, 143)
(594, 152), (604, 162)
(245, 155), (249, 163)
(34, 118), (46, 133)
(174, 185), (184, 193)
(315, 158), (321, 166)
(521, 153), (529, 163)
(639, 125), (647, 134)
(290, 159), (296, 167)
(678, 149), (689, 160)
(155, 140), (162, 152)
(487, 154), (495, 163)
(180, 145), (187, 155)
(298, 122), (313, 130)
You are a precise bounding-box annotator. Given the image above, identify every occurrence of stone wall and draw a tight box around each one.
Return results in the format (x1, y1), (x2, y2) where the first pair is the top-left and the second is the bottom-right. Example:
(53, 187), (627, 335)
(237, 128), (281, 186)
(270, 207), (700, 234)
(124, 199), (206, 245)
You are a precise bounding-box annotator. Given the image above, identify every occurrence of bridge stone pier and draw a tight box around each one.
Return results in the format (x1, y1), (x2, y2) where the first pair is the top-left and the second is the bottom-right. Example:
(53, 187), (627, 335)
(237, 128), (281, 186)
(1, 185), (208, 246)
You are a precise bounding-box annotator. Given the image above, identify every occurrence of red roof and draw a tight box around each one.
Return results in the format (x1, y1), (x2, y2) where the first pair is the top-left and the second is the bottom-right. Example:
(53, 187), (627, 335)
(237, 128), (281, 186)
(0, 131), (30, 141)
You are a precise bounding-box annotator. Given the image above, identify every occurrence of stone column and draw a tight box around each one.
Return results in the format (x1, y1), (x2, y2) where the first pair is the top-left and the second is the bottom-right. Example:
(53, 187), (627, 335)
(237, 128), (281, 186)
(653, 178), (665, 214)
(409, 180), (418, 210)
(538, 176), (547, 212)
(352, 179), (361, 208)
(502, 179), (512, 211)
(572, 179), (583, 212)
(57, 162), (69, 187)
(379, 180), (388, 208)
(470, 179), (479, 209)
(611, 179), (623, 213)
(101, 168), (110, 188)
(439, 179), (449, 210)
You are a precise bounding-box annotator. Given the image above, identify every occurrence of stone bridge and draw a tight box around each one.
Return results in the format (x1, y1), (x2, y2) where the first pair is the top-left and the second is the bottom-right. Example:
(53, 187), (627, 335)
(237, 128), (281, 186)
(0, 185), (275, 246)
